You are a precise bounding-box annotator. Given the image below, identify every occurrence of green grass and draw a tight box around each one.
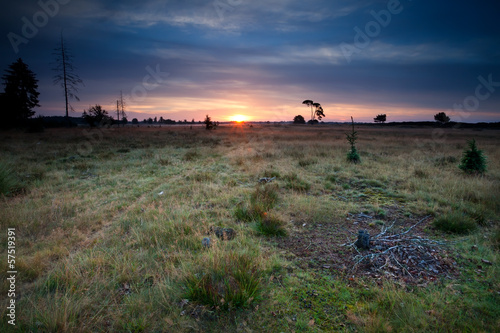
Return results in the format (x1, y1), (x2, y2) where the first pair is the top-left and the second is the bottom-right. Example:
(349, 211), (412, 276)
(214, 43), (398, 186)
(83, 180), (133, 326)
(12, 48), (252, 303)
(433, 211), (478, 234)
(0, 125), (498, 332)
(185, 251), (263, 310)
(0, 163), (19, 196)
(257, 214), (287, 236)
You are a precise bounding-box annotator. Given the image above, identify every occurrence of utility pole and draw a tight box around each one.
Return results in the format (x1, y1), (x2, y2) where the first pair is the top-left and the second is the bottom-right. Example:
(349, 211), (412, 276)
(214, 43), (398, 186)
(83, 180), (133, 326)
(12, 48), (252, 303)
(116, 100), (120, 124)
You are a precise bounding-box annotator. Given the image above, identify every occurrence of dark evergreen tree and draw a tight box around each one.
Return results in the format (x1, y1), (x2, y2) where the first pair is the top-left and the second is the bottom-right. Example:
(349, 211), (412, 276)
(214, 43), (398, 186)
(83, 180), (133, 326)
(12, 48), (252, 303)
(459, 139), (487, 174)
(1, 58), (40, 127)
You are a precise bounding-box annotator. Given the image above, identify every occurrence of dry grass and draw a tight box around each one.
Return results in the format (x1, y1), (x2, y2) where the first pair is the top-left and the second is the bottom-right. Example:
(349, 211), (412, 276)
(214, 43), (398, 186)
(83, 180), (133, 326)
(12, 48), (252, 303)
(0, 124), (498, 332)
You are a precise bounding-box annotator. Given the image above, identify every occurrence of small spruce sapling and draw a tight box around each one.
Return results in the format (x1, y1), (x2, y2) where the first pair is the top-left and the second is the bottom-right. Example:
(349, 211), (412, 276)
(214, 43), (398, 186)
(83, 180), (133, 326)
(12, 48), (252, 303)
(459, 139), (487, 174)
(346, 116), (361, 163)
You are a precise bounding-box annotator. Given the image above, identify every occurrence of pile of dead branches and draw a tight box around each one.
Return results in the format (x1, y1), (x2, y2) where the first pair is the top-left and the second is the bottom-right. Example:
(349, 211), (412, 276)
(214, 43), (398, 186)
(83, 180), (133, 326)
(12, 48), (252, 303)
(343, 216), (458, 282)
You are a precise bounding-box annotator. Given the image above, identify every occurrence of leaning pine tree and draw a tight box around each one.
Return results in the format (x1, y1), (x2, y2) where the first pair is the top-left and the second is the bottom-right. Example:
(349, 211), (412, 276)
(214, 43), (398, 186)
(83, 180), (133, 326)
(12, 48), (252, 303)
(458, 139), (487, 175)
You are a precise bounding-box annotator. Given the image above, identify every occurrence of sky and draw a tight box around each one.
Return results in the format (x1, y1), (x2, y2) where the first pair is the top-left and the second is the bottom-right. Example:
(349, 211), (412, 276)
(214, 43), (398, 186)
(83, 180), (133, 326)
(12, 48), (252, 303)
(1, 0), (499, 123)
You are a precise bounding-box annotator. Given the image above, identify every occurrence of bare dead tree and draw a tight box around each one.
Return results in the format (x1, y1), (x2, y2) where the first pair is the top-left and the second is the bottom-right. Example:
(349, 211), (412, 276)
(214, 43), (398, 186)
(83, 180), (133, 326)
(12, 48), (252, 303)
(52, 33), (84, 123)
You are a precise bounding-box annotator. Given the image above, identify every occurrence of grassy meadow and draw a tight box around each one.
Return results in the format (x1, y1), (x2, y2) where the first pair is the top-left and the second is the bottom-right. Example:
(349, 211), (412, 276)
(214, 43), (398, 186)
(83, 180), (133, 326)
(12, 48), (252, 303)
(0, 124), (499, 332)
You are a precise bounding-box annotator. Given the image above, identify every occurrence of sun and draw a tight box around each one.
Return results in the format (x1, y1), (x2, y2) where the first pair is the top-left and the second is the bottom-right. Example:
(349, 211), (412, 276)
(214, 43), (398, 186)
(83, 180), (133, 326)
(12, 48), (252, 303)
(230, 114), (248, 122)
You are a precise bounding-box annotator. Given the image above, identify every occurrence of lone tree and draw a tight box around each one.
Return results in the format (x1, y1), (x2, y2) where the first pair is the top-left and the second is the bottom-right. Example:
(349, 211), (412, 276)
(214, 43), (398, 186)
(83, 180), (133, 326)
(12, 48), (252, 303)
(53, 33), (84, 122)
(82, 104), (111, 127)
(293, 115), (306, 124)
(434, 112), (450, 124)
(1, 58), (40, 127)
(374, 114), (386, 123)
(204, 114), (215, 130)
(302, 100), (325, 123)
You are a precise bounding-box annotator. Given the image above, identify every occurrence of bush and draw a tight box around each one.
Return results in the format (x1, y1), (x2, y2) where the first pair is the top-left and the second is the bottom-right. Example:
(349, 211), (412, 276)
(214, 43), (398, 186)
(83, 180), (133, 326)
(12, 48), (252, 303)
(234, 205), (263, 222)
(257, 214), (287, 236)
(185, 253), (262, 310)
(458, 139), (487, 174)
(433, 212), (477, 234)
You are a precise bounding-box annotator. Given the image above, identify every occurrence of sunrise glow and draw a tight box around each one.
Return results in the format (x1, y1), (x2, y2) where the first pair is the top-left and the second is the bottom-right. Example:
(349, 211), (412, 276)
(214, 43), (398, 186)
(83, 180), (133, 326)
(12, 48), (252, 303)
(230, 114), (249, 122)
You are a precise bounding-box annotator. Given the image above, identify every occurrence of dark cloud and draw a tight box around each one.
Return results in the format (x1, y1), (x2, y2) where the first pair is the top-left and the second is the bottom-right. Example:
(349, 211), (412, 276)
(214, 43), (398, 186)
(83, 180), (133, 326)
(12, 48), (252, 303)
(1, 0), (499, 122)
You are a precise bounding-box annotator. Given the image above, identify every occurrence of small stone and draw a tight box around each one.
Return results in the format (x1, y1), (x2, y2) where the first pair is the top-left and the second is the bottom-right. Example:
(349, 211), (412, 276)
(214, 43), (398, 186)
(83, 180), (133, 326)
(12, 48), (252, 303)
(481, 259), (493, 266)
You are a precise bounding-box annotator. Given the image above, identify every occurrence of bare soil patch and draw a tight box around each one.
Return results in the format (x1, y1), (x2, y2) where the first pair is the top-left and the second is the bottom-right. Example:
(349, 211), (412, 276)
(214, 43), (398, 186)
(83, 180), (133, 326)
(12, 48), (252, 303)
(276, 205), (460, 284)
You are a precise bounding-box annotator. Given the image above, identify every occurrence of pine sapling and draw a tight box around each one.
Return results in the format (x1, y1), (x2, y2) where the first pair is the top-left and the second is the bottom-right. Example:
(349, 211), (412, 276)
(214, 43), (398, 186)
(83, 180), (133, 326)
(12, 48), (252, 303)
(346, 116), (361, 163)
(459, 139), (487, 174)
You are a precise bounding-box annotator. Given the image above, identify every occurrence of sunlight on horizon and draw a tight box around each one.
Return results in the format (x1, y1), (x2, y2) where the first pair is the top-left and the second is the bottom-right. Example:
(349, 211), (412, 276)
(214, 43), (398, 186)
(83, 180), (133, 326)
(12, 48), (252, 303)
(229, 114), (249, 122)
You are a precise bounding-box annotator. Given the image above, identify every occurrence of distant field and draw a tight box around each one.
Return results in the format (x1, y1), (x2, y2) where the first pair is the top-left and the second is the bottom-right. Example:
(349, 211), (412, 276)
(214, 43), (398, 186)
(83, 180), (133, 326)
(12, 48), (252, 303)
(0, 124), (499, 332)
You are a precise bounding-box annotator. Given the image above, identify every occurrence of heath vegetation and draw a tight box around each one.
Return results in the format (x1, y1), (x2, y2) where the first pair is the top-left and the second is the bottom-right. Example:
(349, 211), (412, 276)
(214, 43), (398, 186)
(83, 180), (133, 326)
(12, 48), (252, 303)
(0, 124), (498, 332)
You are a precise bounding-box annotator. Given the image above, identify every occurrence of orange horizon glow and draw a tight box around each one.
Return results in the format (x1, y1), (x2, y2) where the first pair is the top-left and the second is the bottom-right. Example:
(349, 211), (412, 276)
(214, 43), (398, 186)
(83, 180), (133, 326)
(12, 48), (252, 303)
(229, 114), (249, 122)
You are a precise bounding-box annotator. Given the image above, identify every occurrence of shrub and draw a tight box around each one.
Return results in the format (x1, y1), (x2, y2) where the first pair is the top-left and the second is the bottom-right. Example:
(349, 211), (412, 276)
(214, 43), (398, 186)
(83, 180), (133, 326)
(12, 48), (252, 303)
(185, 253), (262, 310)
(257, 214), (287, 236)
(433, 212), (477, 234)
(234, 205), (263, 222)
(458, 139), (487, 174)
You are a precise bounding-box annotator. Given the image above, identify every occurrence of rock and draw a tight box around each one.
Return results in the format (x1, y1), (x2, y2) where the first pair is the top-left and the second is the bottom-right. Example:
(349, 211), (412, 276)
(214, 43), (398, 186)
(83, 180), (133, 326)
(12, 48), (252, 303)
(210, 227), (236, 240)
(202, 237), (211, 248)
(354, 230), (370, 250)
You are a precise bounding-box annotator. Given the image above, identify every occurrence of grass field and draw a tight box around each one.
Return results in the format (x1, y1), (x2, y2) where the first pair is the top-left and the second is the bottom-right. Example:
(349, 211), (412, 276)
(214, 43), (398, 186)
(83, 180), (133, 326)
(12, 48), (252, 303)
(0, 124), (499, 332)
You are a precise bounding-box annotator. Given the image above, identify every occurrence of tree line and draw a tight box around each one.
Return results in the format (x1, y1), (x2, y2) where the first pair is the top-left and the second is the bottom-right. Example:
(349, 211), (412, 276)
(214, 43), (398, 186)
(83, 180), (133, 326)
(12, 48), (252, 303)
(0, 48), (459, 130)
